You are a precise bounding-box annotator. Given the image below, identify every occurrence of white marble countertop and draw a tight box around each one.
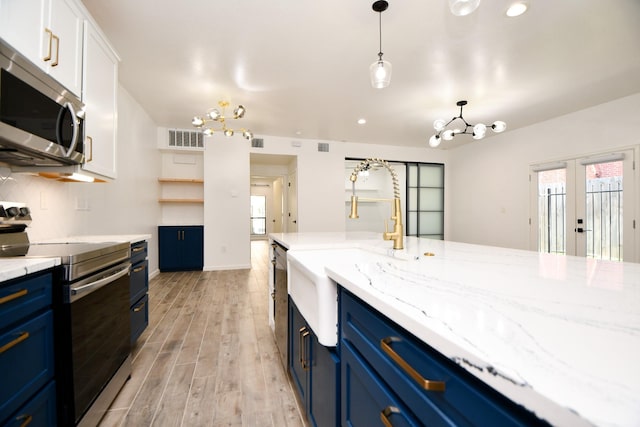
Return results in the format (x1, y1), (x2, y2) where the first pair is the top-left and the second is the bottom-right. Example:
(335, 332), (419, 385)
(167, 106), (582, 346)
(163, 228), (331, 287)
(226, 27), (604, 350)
(279, 233), (640, 427)
(37, 234), (151, 244)
(0, 257), (60, 282)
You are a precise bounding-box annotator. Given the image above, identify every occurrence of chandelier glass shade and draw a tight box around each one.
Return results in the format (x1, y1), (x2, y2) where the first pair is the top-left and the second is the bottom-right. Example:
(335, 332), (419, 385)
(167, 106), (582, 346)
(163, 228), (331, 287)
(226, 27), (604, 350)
(428, 100), (506, 148)
(370, 0), (391, 89)
(192, 101), (253, 140)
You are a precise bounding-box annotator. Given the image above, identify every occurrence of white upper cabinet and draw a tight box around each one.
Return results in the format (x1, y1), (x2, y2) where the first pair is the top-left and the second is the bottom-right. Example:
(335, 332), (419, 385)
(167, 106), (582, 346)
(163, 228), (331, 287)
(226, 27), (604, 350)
(0, 0), (83, 96)
(81, 20), (118, 179)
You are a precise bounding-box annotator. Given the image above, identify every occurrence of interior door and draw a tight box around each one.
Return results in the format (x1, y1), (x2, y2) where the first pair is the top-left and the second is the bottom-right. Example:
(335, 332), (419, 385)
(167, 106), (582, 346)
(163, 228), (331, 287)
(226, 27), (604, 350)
(530, 149), (636, 262)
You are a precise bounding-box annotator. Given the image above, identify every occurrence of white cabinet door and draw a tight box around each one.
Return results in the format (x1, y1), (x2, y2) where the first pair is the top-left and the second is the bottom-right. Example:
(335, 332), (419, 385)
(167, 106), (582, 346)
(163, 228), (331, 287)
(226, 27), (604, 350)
(47, 0), (83, 96)
(0, 0), (83, 96)
(81, 20), (118, 179)
(0, 0), (48, 63)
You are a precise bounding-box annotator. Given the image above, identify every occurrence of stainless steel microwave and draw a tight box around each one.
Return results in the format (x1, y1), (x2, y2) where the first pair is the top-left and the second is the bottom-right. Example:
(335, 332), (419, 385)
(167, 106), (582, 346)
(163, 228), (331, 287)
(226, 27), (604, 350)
(0, 37), (85, 167)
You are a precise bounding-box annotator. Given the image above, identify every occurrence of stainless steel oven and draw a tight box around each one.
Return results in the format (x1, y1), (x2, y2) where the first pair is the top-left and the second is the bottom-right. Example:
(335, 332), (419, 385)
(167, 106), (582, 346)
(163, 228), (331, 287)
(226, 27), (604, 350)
(55, 254), (131, 427)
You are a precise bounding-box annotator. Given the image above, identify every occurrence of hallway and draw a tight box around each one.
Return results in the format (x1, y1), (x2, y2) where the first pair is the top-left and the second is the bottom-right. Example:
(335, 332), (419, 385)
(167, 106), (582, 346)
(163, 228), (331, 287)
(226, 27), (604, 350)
(99, 241), (305, 426)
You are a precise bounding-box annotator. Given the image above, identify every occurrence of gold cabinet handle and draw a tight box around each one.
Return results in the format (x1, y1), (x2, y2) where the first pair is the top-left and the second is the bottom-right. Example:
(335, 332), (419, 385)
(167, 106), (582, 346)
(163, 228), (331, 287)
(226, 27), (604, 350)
(132, 246), (145, 253)
(86, 136), (93, 162)
(380, 337), (445, 392)
(51, 33), (60, 66)
(0, 332), (30, 354)
(43, 28), (53, 61)
(380, 406), (400, 427)
(133, 301), (146, 312)
(0, 289), (28, 305)
(133, 265), (146, 273)
(16, 414), (33, 427)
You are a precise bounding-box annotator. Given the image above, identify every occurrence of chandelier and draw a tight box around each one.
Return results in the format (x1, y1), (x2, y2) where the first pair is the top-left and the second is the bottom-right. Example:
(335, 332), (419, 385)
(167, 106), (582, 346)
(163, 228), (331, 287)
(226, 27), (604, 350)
(192, 101), (253, 140)
(428, 100), (506, 148)
(370, 0), (392, 89)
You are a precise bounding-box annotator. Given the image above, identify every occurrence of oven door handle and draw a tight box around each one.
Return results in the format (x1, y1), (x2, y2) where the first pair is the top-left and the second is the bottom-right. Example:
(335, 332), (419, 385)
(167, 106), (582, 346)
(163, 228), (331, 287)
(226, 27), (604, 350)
(69, 264), (130, 301)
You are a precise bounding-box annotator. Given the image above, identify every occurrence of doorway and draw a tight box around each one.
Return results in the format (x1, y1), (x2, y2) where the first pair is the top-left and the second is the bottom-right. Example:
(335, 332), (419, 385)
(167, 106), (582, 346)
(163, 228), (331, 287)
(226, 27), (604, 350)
(530, 149), (636, 261)
(250, 154), (297, 243)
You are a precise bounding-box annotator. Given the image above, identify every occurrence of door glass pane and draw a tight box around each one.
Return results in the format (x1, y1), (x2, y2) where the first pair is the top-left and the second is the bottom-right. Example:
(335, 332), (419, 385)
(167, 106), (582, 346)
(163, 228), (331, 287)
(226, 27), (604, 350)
(419, 164), (444, 187)
(537, 169), (566, 254)
(250, 195), (266, 235)
(419, 188), (443, 211)
(585, 161), (623, 261)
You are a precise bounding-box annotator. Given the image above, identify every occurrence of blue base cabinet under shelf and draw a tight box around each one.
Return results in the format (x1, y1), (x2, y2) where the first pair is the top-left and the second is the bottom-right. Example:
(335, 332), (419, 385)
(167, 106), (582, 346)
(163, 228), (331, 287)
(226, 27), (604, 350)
(289, 298), (339, 427)
(158, 225), (204, 272)
(339, 287), (550, 427)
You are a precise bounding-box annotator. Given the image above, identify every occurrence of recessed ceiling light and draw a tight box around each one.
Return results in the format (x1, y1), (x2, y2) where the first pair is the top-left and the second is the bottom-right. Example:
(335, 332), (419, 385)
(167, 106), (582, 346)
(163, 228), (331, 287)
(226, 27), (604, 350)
(357, 118), (367, 125)
(506, 2), (528, 17)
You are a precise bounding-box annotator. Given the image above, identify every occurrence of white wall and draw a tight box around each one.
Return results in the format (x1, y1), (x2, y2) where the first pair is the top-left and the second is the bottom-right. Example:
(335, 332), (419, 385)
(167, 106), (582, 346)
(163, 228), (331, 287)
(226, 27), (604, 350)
(0, 85), (162, 273)
(449, 93), (640, 260)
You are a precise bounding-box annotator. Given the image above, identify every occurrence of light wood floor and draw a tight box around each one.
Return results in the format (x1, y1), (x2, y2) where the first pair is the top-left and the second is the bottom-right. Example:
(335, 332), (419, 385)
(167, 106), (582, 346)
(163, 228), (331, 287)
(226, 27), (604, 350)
(99, 240), (306, 427)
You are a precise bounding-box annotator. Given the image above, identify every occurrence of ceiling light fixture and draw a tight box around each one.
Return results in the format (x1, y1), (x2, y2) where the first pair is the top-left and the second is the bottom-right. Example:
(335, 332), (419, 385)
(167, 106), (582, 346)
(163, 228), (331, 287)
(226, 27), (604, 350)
(192, 100), (253, 140)
(370, 0), (392, 89)
(448, 0), (481, 16)
(428, 100), (506, 148)
(506, 1), (528, 17)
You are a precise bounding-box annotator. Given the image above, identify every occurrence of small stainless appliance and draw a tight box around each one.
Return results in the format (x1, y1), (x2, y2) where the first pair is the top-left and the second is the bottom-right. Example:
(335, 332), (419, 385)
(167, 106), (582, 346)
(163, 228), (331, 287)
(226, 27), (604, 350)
(0, 38), (85, 167)
(0, 202), (130, 426)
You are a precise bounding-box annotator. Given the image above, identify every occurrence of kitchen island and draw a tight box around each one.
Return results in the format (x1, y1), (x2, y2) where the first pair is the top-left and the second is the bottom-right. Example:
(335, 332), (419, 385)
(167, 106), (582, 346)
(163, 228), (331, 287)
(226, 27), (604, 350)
(273, 233), (640, 427)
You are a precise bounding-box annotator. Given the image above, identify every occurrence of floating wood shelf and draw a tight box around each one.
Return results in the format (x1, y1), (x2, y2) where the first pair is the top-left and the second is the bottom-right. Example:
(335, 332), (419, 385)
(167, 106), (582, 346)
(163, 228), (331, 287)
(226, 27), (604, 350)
(158, 199), (204, 204)
(158, 178), (204, 184)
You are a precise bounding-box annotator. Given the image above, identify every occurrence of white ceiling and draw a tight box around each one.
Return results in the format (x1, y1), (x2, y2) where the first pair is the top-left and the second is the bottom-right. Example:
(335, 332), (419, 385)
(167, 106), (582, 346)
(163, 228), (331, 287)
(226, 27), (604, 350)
(81, 0), (640, 149)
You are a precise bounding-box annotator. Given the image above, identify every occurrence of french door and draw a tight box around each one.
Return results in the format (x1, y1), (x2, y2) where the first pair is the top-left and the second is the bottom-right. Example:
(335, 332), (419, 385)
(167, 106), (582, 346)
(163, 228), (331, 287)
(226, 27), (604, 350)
(530, 149), (636, 262)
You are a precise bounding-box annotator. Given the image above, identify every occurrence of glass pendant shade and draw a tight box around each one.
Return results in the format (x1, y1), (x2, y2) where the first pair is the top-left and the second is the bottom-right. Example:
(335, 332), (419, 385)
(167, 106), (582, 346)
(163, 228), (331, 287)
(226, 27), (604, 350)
(442, 129), (455, 140)
(433, 118), (447, 131)
(449, 0), (481, 16)
(429, 135), (441, 148)
(370, 59), (392, 89)
(208, 109), (221, 120)
(492, 121), (507, 132)
(192, 116), (204, 127)
(224, 129), (234, 137)
(233, 105), (246, 119)
(203, 128), (214, 136)
(473, 123), (487, 139)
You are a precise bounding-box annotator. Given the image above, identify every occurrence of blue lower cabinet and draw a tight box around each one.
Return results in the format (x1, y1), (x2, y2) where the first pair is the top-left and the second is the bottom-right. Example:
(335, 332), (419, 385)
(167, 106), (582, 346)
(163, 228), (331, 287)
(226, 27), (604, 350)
(130, 294), (149, 345)
(3, 381), (56, 427)
(342, 340), (419, 427)
(289, 298), (339, 427)
(158, 226), (203, 271)
(130, 241), (149, 344)
(0, 310), (54, 423)
(339, 288), (548, 427)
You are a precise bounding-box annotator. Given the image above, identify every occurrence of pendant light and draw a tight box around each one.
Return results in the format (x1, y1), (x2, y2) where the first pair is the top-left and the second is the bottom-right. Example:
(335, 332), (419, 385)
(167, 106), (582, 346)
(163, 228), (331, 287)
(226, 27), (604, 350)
(448, 0), (481, 16)
(370, 0), (392, 89)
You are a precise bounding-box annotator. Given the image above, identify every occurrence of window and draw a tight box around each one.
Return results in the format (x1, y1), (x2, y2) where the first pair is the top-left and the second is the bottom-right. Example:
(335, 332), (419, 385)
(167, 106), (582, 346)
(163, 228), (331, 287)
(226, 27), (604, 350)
(250, 195), (266, 235)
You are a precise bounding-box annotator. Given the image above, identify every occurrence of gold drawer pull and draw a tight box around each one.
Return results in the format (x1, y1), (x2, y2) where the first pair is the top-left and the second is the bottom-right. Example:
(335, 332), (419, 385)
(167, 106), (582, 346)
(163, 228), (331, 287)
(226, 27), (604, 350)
(0, 289), (28, 305)
(133, 266), (146, 273)
(380, 406), (400, 427)
(17, 414), (33, 427)
(0, 332), (30, 354)
(132, 246), (145, 253)
(133, 301), (146, 312)
(380, 336), (446, 392)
